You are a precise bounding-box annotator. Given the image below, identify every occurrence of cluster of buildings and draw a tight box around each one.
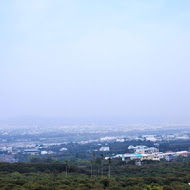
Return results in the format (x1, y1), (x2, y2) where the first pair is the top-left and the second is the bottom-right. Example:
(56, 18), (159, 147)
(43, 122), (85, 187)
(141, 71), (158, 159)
(106, 145), (189, 164)
(22, 144), (68, 156)
(78, 132), (190, 144)
(0, 143), (68, 158)
(0, 147), (13, 154)
(141, 134), (190, 142)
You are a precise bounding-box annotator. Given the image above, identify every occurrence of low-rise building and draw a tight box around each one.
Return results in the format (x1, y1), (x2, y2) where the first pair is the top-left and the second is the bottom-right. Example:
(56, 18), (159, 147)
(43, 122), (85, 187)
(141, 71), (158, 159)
(176, 151), (189, 157)
(165, 154), (176, 161)
(135, 147), (159, 154)
(99, 147), (110, 151)
(24, 148), (40, 155)
(128, 145), (147, 150)
(60, 148), (68, 151)
(41, 151), (48, 155)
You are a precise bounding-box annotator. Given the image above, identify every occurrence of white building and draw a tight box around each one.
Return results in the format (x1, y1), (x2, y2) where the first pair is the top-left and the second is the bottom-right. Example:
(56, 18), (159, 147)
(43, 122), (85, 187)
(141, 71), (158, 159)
(128, 145), (147, 150)
(135, 147), (159, 154)
(60, 148), (68, 151)
(116, 138), (125, 142)
(99, 147), (110, 151)
(176, 151), (189, 157)
(24, 149), (40, 155)
(41, 151), (48, 155)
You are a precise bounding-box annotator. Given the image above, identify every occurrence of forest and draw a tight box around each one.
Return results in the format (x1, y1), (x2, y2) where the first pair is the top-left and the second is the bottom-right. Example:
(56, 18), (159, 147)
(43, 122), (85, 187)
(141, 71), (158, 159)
(0, 157), (190, 190)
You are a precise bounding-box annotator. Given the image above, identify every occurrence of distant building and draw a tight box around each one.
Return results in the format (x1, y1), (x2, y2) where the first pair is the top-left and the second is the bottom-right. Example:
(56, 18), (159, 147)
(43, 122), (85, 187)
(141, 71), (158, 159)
(0, 154), (18, 163)
(48, 151), (55, 154)
(135, 147), (159, 154)
(165, 154), (176, 161)
(112, 147), (188, 163)
(142, 154), (160, 161)
(128, 145), (147, 150)
(143, 135), (157, 142)
(154, 143), (159, 147)
(99, 147), (110, 151)
(60, 148), (68, 151)
(0, 147), (9, 154)
(24, 149), (40, 155)
(121, 153), (143, 161)
(146, 137), (157, 142)
(41, 151), (48, 155)
(176, 151), (188, 157)
(176, 136), (189, 140)
(116, 139), (125, 142)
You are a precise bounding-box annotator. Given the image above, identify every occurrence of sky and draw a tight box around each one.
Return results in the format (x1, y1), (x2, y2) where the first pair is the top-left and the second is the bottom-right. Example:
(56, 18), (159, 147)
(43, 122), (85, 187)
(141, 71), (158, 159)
(0, 0), (190, 123)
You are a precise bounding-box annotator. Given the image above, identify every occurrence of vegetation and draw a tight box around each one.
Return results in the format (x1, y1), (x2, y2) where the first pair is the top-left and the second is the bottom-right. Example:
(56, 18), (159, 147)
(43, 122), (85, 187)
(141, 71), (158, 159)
(0, 158), (190, 189)
(1, 140), (190, 189)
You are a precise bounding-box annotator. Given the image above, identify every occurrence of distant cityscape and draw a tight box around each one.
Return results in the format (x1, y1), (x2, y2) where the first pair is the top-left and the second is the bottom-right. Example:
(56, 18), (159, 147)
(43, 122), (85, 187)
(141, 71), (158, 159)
(0, 123), (189, 164)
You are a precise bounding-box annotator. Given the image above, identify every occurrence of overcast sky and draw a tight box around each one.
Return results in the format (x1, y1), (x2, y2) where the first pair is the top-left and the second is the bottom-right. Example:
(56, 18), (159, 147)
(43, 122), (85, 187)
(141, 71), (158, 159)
(0, 0), (190, 123)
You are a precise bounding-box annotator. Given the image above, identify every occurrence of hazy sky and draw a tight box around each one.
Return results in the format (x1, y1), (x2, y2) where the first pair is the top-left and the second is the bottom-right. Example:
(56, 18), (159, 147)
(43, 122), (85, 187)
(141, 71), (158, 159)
(0, 0), (190, 123)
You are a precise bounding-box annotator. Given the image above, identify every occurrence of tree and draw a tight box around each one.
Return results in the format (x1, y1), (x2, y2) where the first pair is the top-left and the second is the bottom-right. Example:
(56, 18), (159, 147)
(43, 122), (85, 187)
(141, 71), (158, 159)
(65, 160), (69, 177)
(101, 154), (104, 177)
(92, 153), (96, 177)
(30, 157), (40, 163)
(108, 158), (112, 178)
(100, 178), (109, 188)
(96, 158), (101, 177)
(90, 160), (93, 178)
